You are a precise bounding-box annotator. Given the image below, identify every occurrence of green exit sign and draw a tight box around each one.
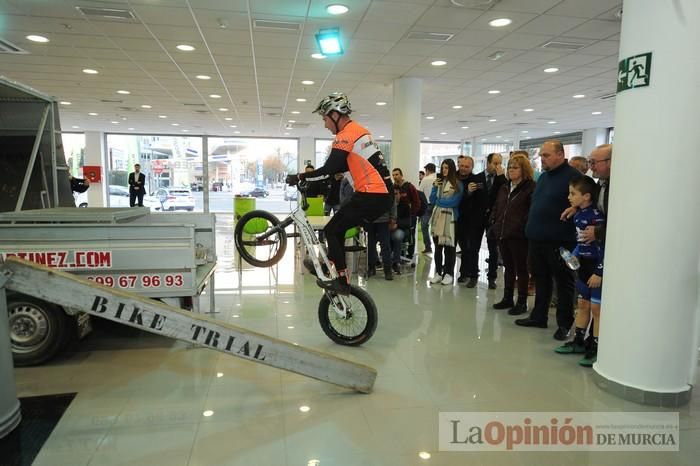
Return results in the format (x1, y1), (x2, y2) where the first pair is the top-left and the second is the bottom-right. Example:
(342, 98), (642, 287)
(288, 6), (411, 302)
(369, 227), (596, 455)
(617, 52), (652, 93)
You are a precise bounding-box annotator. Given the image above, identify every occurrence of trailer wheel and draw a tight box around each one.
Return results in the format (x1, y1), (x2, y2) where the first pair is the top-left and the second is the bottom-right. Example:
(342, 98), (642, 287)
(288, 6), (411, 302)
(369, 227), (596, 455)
(8, 295), (67, 366)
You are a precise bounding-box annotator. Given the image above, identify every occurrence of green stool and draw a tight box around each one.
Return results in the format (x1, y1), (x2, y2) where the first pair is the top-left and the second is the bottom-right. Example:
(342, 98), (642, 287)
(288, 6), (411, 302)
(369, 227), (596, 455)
(234, 196), (266, 234)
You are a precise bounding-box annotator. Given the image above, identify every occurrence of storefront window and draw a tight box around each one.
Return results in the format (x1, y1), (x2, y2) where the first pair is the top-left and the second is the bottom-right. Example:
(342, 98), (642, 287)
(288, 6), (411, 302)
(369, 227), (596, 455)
(61, 133), (85, 176)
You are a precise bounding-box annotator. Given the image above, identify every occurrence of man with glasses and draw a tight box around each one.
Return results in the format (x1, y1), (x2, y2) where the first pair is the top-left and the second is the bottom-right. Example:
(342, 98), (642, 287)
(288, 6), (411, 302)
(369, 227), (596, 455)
(582, 144), (612, 242)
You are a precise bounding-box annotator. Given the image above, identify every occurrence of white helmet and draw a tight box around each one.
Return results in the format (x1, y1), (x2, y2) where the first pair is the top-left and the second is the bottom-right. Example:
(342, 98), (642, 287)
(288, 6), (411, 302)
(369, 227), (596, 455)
(312, 92), (352, 116)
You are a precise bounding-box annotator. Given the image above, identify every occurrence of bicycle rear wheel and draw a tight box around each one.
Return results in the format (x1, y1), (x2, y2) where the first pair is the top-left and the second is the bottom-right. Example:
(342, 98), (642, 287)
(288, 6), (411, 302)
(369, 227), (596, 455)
(318, 286), (378, 346)
(234, 210), (288, 267)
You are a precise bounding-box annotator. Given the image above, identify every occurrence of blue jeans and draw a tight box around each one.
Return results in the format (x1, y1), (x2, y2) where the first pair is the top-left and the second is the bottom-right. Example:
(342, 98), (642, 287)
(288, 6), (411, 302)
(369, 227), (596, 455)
(391, 228), (408, 265)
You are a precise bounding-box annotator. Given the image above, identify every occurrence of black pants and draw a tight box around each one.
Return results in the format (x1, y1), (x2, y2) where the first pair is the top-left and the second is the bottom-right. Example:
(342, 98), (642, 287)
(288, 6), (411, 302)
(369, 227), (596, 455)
(366, 222), (391, 268)
(457, 223), (484, 279)
(500, 238), (529, 299)
(433, 238), (456, 276)
(528, 240), (576, 329)
(130, 190), (144, 207)
(324, 192), (391, 271)
(486, 230), (499, 280)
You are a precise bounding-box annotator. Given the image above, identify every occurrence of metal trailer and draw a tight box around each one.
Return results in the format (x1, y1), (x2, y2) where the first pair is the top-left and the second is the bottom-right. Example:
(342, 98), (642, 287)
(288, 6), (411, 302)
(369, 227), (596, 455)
(0, 207), (217, 366)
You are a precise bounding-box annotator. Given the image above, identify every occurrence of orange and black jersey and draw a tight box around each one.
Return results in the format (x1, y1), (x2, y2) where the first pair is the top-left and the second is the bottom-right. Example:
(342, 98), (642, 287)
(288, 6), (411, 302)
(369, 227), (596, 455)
(304, 121), (391, 194)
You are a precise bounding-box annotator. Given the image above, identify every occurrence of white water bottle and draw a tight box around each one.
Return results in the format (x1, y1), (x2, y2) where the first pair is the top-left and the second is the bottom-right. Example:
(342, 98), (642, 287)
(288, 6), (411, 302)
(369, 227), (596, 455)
(559, 247), (580, 270)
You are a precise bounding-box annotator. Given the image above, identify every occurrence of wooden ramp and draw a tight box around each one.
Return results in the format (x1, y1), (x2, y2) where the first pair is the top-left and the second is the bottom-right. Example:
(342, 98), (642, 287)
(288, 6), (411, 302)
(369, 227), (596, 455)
(0, 257), (376, 393)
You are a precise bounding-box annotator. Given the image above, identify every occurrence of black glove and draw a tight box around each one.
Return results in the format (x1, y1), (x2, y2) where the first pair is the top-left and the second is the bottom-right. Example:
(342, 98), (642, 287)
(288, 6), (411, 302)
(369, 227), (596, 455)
(285, 174), (299, 186)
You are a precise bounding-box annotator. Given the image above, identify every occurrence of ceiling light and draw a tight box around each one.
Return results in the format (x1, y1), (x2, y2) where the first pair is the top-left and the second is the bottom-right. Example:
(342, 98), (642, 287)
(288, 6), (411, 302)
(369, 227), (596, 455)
(573, 94), (585, 99)
(216, 372), (223, 378)
(234, 131), (240, 134)
(59, 101), (71, 105)
(423, 136), (430, 140)
(379, 135), (385, 138)
(308, 460), (321, 466)
(543, 67), (559, 73)
(116, 90), (130, 94)
(291, 110), (301, 114)
(71, 125), (79, 129)
(111, 121), (119, 124)
(284, 132), (290, 135)
(430, 60), (447, 66)
(523, 108), (534, 112)
(375, 101), (387, 106)
(209, 94), (221, 99)
(229, 125), (237, 128)
(287, 326), (295, 329)
(461, 126), (469, 129)
(488, 90), (501, 94)
(202, 410), (214, 417)
(425, 116), (435, 120)
(496, 135), (502, 138)
(288, 120), (296, 123)
(419, 451), (432, 459)
(299, 405), (311, 413)
(488, 118), (497, 122)
(121, 117), (127, 121)
(176, 44), (195, 51)
(592, 111), (602, 115)
(88, 112), (98, 116)
(218, 108), (228, 111)
(525, 136), (532, 139)
(315, 28), (344, 56)
(326, 4), (349, 15)
(440, 132), (447, 135)
(181, 129), (189, 132)
(82, 69), (98, 74)
(488, 51), (505, 61)
(196, 75), (211, 80)
(481, 138), (487, 141)
(141, 104), (152, 109)
(452, 105), (462, 109)
(521, 130), (529, 133)
(26, 35), (49, 43)
(554, 131), (561, 134)
(311, 53), (326, 59)
(158, 115), (167, 118)
(301, 80), (315, 85)
(171, 123), (179, 126)
(488, 18), (512, 27)
(548, 121), (557, 124)
(128, 127), (135, 130)
(224, 117), (233, 121)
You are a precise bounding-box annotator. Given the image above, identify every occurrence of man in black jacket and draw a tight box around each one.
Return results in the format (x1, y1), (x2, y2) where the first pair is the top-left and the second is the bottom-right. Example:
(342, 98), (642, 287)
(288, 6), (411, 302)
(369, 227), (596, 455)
(483, 153), (507, 289)
(516, 141), (580, 341)
(128, 164), (146, 207)
(456, 155), (488, 287)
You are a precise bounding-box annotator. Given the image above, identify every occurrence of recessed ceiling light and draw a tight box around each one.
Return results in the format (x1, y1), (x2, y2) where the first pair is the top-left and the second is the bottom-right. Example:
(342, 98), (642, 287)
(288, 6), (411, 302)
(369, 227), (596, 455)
(176, 44), (195, 51)
(423, 136), (430, 140)
(291, 110), (301, 114)
(202, 410), (214, 417)
(481, 138), (487, 141)
(488, 118), (497, 122)
(234, 131), (240, 134)
(440, 132), (447, 135)
(296, 98), (307, 102)
(288, 120), (296, 123)
(59, 101), (71, 105)
(141, 104), (152, 109)
(525, 136), (532, 139)
(284, 132), (290, 135)
(548, 121), (557, 124)
(573, 94), (585, 99)
(88, 112), (98, 116)
(82, 69), (98, 74)
(181, 129), (188, 132)
(379, 135), (385, 138)
(116, 90), (130, 94)
(523, 108), (534, 112)
(554, 131), (561, 134)
(158, 115), (167, 118)
(521, 130), (529, 133)
(218, 108), (228, 111)
(121, 117), (127, 121)
(452, 105), (462, 109)
(375, 101), (387, 106)
(461, 126), (469, 129)
(543, 67), (559, 73)
(488, 18), (512, 27)
(326, 4), (349, 15)
(425, 116), (435, 120)
(71, 125), (79, 129)
(311, 53), (326, 59)
(488, 90), (501, 94)
(592, 111), (602, 115)
(26, 35), (49, 43)
(430, 60), (447, 66)
(301, 80), (315, 85)
(209, 94), (221, 99)
(111, 121), (119, 124)
(496, 135), (502, 138)
(196, 75), (211, 80)
(229, 125), (237, 128)
(171, 123), (179, 126)
(418, 452), (431, 460)
(224, 117), (233, 121)
(299, 405), (311, 413)
(128, 127), (135, 130)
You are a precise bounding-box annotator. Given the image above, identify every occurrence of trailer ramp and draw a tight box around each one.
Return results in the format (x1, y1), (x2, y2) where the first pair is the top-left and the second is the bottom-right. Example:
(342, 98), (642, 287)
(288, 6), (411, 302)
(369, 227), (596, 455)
(1, 257), (376, 393)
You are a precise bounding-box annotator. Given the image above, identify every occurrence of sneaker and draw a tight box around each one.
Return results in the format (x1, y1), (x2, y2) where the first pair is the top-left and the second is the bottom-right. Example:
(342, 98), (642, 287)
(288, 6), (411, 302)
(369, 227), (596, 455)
(430, 275), (443, 284)
(578, 351), (597, 367)
(316, 277), (351, 295)
(555, 340), (586, 354)
(466, 278), (478, 288)
(441, 274), (453, 285)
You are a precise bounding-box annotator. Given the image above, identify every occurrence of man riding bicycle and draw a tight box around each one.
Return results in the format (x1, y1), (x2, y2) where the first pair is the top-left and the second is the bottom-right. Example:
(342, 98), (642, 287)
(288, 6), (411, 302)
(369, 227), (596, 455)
(286, 92), (392, 294)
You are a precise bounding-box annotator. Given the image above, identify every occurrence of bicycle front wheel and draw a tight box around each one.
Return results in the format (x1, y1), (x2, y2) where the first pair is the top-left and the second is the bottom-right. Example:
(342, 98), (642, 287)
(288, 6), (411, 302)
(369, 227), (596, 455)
(234, 210), (288, 267)
(318, 286), (378, 346)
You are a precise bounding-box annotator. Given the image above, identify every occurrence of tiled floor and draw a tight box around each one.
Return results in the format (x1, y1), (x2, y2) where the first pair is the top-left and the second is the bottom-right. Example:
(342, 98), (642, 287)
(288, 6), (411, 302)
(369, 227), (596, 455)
(11, 223), (700, 466)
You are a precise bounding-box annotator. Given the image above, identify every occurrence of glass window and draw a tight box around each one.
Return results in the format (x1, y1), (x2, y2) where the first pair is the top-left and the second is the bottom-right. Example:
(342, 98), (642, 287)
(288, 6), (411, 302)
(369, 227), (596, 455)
(61, 133), (85, 176)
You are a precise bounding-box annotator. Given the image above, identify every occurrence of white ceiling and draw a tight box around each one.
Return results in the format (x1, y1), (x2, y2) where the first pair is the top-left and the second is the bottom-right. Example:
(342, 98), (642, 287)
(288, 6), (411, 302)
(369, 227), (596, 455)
(0, 0), (623, 143)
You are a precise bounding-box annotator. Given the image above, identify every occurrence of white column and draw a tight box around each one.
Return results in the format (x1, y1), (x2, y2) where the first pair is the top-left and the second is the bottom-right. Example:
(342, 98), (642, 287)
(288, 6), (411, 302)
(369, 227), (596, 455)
(595, 0), (700, 404)
(512, 131), (521, 152)
(391, 78), (422, 184)
(84, 131), (106, 207)
(299, 137), (315, 172)
(581, 128), (607, 156)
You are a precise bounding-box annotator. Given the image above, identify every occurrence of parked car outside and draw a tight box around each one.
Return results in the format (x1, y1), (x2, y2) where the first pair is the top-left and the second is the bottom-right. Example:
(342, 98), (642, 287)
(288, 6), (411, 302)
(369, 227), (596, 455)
(244, 187), (269, 198)
(147, 187), (195, 211)
(73, 184), (131, 207)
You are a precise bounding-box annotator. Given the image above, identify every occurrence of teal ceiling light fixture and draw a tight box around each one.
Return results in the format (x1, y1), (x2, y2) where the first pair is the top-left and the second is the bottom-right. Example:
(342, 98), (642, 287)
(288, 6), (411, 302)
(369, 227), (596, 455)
(315, 28), (344, 56)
